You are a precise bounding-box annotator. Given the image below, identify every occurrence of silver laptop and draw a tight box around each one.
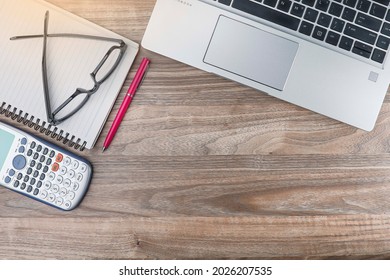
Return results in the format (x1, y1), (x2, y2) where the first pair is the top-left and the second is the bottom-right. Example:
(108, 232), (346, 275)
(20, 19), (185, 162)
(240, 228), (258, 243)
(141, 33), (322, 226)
(142, 0), (390, 131)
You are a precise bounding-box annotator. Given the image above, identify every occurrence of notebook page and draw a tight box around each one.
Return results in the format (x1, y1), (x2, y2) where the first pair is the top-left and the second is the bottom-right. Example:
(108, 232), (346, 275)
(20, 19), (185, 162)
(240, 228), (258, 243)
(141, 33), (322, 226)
(0, 0), (138, 149)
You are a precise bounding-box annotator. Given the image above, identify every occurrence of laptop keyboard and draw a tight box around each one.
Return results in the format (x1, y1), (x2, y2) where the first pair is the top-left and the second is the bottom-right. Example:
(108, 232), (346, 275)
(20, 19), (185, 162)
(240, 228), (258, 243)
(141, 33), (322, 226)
(210, 0), (390, 64)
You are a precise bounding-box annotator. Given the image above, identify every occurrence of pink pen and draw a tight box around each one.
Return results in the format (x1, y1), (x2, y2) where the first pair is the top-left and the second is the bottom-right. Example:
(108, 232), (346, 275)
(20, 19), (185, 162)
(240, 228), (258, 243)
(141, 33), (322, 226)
(102, 58), (151, 152)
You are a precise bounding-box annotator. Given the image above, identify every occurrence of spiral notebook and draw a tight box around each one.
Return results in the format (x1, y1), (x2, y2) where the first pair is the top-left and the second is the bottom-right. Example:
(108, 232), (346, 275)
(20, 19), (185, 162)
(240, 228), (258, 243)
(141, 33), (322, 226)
(0, 0), (139, 150)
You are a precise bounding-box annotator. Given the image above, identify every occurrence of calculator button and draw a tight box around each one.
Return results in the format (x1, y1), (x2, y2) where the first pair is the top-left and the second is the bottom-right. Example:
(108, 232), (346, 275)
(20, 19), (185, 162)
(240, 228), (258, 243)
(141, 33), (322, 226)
(44, 181), (52, 190)
(17, 173), (23, 180)
(36, 163), (42, 171)
(33, 153), (39, 160)
(46, 158), (53, 166)
(36, 181), (42, 188)
(55, 197), (64, 206)
(66, 191), (76, 201)
(30, 160), (36, 168)
(39, 155), (46, 163)
(43, 166), (49, 173)
(48, 193), (56, 202)
(64, 201), (72, 209)
(48, 172), (56, 181)
(52, 184), (60, 193)
(27, 149), (33, 156)
(71, 160), (79, 169)
(43, 148), (49, 155)
(12, 155), (27, 170)
(19, 146), (25, 153)
(33, 170), (39, 178)
(33, 188), (39, 196)
(23, 175), (29, 183)
(9, 169), (15, 176)
(56, 153), (64, 163)
(64, 157), (71, 166)
(76, 173), (83, 182)
(27, 186), (33, 193)
(60, 188), (68, 197)
(27, 168), (33, 175)
(13, 181), (20, 188)
(59, 166), (67, 175)
(30, 142), (36, 149)
(40, 190), (48, 199)
(68, 169), (76, 179)
(64, 179), (71, 188)
(80, 164), (87, 173)
(20, 183), (26, 190)
(39, 174), (45, 181)
(36, 145), (42, 152)
(21, 138), (28, 145)
(55, 176), (63, 184)
(51, 163), (60, 172)
(49, 150), (55, 158)
(72, 182), (79, 191)
(30, 178), (36, 185)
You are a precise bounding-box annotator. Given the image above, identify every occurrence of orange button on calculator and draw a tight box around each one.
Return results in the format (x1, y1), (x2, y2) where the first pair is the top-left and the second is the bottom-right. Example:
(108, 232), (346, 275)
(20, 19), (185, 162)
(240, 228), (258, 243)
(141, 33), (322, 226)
(55, 153), (63, 163)
(52, 163), (60, 172)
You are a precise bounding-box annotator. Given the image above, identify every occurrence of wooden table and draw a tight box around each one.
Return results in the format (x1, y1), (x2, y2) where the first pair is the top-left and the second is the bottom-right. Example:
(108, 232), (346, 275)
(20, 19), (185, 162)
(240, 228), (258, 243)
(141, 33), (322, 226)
(1, 0), (390, 259)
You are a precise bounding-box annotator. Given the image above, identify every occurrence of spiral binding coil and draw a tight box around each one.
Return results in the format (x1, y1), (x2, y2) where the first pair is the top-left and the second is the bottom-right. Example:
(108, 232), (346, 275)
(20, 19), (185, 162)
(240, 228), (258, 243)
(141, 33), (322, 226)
(0, 102), (87, 151)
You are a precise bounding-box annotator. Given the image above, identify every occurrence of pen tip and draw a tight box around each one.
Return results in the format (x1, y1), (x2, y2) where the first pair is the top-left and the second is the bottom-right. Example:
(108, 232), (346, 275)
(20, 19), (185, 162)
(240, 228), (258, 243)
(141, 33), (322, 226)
(102, 147), (106, 153)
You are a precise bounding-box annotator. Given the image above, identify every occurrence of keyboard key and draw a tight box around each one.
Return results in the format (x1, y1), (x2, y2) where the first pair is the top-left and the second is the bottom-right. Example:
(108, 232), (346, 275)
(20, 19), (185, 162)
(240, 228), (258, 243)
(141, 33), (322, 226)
(352, 46), (371, 58)
(304, 8), (319, 22)
(372, 0), (390, 5)
(386, 10), (390, 22)
(342, 7), (357, 22)
(381, 22), (390, 36)
(355, 13), (382, 32)
(318, 13), (332, 27)
(315, 0), (330, 12)
(331, 18), (345, 32)
(302, 0), (315, 6)
(264, 0), (278, 7)
(339, 36), (354, 51)
(372, 48), (386, 63)
(355, 41), (373, 53)
(232, 0), (301, 30)
(218, 0), (232, 5)
(312, 25), (327, 41)
(329, 3), (343, 17)
(326, 31), (341, 46)
(370, 3), (386, 19)
(377, 35), (390, 50)
(299, 21), (314, 35)
(356, 0), (371, 13)
(343, 0), (357, 8)
(344, 23), (377, 44)
(291, 3), (305, 17)
(277, 0), (292, 12)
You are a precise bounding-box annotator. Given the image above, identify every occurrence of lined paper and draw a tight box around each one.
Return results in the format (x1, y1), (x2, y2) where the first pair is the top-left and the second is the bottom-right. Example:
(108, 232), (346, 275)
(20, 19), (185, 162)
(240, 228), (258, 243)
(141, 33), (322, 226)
(0, 0), (138, 149)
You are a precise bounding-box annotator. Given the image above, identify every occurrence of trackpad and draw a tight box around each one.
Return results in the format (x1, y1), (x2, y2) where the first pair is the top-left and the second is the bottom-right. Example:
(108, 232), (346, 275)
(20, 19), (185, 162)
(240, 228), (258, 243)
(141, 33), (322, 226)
(204, 16), (299, 91)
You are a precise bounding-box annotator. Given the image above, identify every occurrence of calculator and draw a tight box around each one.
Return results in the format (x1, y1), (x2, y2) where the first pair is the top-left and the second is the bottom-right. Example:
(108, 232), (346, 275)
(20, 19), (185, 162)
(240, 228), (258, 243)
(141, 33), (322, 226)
(0, 121), (92, 211)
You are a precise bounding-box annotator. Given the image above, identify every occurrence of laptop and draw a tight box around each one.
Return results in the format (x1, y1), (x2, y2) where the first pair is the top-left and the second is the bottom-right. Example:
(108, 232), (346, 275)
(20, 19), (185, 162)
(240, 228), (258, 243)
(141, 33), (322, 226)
(142, 0), (390, 131)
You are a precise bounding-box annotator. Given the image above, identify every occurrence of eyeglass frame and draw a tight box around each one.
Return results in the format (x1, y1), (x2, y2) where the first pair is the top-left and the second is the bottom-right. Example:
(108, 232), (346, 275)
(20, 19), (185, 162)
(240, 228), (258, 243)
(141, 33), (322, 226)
(10, 11), (128, 126)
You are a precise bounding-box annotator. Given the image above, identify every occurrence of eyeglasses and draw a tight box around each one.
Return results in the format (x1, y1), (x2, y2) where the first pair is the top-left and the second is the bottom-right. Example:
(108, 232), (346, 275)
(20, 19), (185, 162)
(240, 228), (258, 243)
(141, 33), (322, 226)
(11, 10), (127, 126)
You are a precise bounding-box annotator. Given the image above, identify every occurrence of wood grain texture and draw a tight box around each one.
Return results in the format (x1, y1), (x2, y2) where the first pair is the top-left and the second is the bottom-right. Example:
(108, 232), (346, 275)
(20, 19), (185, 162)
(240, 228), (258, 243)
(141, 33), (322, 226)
(1, 0), (390, 259)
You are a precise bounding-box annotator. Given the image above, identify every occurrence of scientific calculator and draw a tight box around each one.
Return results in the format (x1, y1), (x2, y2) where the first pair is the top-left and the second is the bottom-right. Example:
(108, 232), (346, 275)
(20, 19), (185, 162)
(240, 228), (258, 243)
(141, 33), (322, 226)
(0, 121), (92, 211)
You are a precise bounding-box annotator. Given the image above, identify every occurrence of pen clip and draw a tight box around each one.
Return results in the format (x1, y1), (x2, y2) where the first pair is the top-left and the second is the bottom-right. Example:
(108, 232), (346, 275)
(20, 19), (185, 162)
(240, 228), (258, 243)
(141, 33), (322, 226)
(137, 64), (150, 91)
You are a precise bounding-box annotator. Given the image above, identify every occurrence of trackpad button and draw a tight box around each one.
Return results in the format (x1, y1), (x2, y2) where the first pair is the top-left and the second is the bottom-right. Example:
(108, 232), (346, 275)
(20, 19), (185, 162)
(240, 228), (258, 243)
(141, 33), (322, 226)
(204, 16), (299, 91)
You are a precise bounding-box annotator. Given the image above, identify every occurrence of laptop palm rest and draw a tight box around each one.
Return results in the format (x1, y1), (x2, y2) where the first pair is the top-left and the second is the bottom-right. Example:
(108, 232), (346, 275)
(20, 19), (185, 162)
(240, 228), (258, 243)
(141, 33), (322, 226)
(204, 16), (299, 91)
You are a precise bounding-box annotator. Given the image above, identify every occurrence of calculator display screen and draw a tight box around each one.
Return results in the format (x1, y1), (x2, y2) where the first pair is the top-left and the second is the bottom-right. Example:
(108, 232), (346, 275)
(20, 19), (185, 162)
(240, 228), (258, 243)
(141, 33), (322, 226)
(0, 128), (15, 170)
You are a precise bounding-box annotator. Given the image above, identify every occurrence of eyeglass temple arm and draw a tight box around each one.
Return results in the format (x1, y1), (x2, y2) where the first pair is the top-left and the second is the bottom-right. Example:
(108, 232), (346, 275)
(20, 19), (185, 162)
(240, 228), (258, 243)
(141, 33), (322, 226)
(10, 33), (125, 45)
(41, 11), (55, 124)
